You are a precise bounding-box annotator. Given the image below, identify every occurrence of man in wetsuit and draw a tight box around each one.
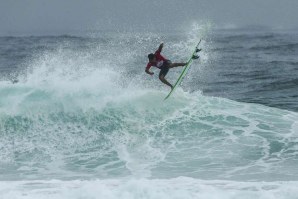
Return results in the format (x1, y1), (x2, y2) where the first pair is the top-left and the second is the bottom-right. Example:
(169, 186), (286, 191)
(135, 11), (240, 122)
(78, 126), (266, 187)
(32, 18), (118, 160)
(145, 43), (195, 89)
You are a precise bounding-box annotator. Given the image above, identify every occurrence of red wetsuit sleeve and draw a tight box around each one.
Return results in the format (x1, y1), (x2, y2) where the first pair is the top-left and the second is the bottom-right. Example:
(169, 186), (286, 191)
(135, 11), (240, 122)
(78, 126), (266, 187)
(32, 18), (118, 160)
(146, 62), (152, 70)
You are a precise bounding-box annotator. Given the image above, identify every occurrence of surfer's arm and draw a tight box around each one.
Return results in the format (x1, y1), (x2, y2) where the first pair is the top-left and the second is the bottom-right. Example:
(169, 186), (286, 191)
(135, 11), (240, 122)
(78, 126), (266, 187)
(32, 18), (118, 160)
(157, 43), (163, 52)
(145, 63), (154, 75)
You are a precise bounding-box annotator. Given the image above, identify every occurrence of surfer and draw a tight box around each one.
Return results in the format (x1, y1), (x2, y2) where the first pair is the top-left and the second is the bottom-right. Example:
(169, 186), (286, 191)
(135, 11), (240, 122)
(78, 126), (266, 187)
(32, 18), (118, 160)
(145, 43), (198, 89)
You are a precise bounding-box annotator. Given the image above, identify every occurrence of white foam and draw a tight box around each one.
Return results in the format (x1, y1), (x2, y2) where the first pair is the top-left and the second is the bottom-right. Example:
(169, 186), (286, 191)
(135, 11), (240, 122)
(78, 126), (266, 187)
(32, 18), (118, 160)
(1, 178), (298, 199)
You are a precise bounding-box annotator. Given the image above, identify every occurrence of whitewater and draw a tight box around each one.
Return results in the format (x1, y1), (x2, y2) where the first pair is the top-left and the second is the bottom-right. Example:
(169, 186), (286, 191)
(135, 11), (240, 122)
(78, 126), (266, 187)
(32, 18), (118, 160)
(0, 25), (298, 198)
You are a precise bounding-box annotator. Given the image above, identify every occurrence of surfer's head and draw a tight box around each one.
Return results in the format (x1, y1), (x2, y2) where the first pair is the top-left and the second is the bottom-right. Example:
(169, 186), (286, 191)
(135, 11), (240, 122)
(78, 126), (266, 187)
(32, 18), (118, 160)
(148, 53), (156, 62)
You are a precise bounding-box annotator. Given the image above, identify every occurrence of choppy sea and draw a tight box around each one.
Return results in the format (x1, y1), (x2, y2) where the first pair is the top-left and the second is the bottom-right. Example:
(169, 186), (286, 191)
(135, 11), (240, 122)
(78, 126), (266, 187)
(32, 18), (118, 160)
(0, 25), (298, 198)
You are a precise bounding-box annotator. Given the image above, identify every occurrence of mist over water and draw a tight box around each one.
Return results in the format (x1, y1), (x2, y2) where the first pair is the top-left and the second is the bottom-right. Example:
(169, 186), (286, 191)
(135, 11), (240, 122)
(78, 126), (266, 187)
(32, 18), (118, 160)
(0, 24), (298, 198)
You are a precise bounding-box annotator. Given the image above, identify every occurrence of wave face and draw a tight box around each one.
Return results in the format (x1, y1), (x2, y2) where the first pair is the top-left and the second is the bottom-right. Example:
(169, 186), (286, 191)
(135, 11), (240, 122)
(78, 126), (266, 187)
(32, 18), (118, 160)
(0, 63), (297, 181)
(1, 85), (298, 180)
(1, 25), (298, 198)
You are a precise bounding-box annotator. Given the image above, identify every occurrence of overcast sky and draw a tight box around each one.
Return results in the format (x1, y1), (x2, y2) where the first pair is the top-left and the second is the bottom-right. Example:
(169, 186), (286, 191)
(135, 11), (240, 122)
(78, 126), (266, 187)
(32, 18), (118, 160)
(1, 0), (297, 35)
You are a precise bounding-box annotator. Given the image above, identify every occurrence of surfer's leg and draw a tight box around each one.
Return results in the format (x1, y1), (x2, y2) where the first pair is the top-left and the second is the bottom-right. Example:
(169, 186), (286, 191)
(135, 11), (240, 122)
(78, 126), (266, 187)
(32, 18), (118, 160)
(168, 63), (187, 68)
(159, 75), (173, 89)
(159, 66), (173, 89)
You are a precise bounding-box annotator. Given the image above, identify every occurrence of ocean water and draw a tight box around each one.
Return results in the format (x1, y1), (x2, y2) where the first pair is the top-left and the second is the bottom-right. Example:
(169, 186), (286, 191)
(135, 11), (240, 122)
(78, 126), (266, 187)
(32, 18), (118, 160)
(0, 25), (298, 198)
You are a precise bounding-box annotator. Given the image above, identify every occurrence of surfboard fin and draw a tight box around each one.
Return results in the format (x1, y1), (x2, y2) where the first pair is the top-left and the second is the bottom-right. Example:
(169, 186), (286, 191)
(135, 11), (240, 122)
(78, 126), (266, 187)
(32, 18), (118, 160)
(192, 55), (200, 59)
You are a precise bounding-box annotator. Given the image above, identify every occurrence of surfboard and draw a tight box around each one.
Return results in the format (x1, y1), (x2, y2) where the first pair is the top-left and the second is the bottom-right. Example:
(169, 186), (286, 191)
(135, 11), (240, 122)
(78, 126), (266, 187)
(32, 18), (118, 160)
(164, 39), (202, 100)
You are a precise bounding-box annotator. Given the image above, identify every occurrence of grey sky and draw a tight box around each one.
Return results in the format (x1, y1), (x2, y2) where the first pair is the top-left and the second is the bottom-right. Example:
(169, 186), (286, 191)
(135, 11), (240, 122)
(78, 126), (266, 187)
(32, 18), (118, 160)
(1, 0), (297, 35)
